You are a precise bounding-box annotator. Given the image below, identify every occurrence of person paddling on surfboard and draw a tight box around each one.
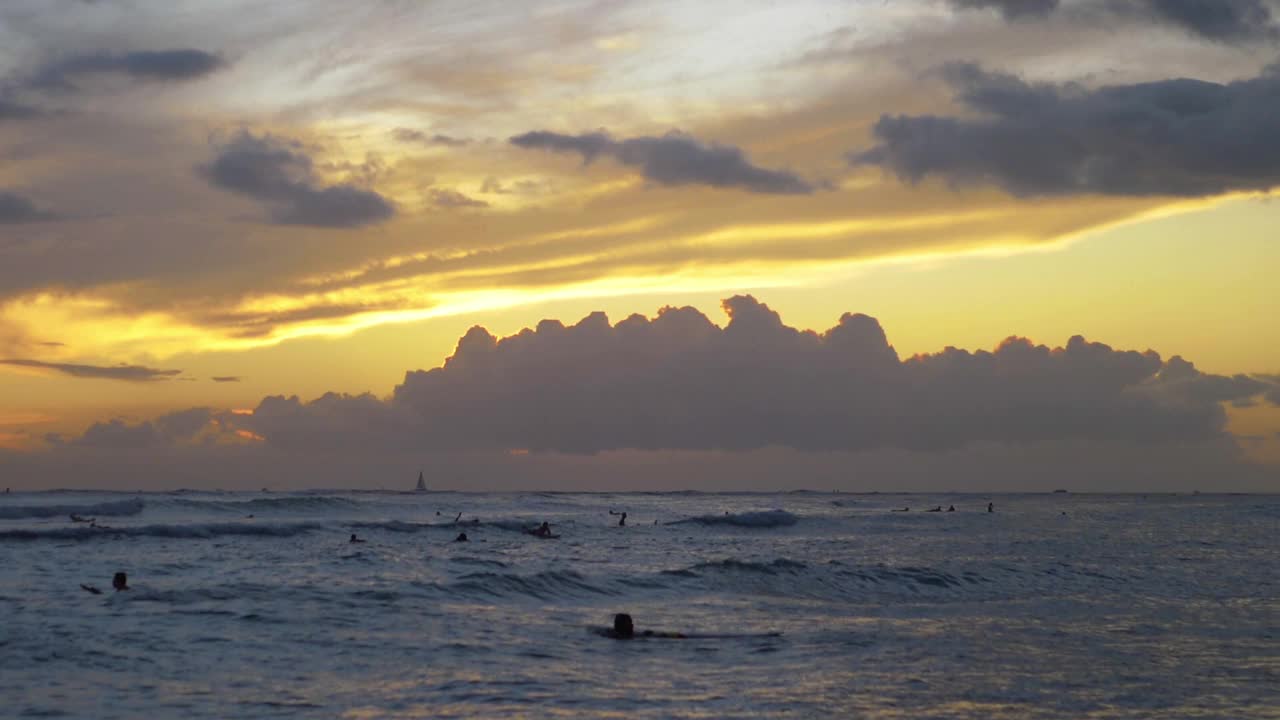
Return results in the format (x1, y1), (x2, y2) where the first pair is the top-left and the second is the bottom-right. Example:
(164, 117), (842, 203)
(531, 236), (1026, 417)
(531, 521), (553, 537)
(596, 613), (685, 640)
(593, 612), (782, 640)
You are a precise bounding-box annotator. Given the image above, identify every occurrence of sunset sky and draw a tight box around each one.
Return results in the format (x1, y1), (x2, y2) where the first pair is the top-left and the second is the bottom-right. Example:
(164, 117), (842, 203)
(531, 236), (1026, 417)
(1, 0), (1277, 490)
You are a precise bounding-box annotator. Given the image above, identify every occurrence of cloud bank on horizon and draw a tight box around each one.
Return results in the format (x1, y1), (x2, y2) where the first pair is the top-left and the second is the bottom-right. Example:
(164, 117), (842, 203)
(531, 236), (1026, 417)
(15, 296), (1276, 490)
(1, 1), (1279, 488)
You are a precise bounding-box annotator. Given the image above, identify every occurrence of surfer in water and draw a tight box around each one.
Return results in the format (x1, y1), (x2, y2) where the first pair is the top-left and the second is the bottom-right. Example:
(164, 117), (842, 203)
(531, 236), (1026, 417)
(988, 502), (994, 513)
(609, 510), (627, 527)
(69, 513), (93, 523)
(596, 613), (685, 640)
(531, 521), (553, 538)
(947, 505), (955, 512)
(84, 571), (130, 594)
(455, 532), (468, 542)
(349, 533), (366, 544)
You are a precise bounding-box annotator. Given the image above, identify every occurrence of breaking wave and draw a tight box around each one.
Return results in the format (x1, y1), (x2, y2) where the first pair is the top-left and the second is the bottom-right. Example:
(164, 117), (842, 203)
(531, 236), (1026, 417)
(667, 510), (798, 528)
(1, 517), (554, 543)
(0, 521), (326, 542)
(165, 496), (361, 513)
(0, 498), (145, 520)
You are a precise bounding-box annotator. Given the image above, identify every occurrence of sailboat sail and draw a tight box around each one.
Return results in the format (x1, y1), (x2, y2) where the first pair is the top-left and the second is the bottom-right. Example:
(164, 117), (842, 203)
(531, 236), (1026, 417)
(415, 471), (427, 492)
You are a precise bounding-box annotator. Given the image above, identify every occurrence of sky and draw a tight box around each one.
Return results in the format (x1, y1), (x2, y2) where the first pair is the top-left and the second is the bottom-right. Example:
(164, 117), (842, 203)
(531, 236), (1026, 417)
(1, 0), (1278, 491)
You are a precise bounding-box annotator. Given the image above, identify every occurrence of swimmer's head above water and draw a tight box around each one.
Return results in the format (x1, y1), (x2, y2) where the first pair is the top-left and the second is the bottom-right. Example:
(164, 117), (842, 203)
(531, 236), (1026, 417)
(613, 613), (635, 639)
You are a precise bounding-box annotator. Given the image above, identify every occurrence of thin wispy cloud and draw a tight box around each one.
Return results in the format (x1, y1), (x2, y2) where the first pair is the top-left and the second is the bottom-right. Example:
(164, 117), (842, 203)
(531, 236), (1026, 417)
(1, 358), (181, 381)
(30, 49), (227, 91)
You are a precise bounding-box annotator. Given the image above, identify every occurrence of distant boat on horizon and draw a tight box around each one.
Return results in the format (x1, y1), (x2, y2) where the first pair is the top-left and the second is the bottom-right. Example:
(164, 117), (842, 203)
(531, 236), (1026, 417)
(415, 471), (427, 492)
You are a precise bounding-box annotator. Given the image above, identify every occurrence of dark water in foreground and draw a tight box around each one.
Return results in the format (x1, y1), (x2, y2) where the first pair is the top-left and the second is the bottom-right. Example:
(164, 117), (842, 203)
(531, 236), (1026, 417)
(2, 491), (1277, 718)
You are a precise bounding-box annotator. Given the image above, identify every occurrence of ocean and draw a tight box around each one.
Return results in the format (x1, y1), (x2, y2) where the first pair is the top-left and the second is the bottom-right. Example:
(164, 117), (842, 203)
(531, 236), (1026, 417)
(2, 490), (1276, 718)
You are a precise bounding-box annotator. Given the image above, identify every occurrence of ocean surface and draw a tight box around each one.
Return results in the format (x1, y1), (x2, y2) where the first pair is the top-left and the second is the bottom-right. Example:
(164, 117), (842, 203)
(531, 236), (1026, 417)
(2, 490), (1276, 719)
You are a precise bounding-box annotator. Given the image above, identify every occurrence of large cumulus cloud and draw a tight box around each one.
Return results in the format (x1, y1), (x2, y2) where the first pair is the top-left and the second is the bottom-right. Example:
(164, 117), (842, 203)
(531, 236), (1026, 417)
(55, 408), (218, 449)
(851, 62), (1280, 197)
(209, 295), (1277, 455)
(510, 130), (814, 194)
(201, 132), (395, 228)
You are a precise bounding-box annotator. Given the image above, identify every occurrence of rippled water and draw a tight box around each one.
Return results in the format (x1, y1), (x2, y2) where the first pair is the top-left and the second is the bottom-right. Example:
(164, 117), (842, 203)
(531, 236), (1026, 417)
(2, 490), (1276, 718)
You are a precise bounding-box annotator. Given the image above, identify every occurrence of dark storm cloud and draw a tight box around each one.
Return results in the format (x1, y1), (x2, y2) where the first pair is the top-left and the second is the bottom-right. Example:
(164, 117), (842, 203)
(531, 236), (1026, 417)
(950, 0), (1060, 21)
(851, 62), (1280, 196)
(31, 49), (226, 90)
(178, 296), (1275, 455)
(0, 192), (57, 223)
(510, 130), (815, 194)
(0, 358), (181, 381)
(202, 132), (395, 228)
(426, 188), (489, 209)
(952, 0), (1277, 42)
(391, 128), (470, 147)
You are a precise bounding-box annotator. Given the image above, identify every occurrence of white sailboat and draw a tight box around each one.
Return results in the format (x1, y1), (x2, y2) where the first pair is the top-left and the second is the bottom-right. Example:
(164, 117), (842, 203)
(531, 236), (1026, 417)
(414, 470), (427, 492)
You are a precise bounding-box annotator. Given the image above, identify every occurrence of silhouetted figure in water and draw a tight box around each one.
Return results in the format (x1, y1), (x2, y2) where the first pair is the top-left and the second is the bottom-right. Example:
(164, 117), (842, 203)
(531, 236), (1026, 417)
(927, 506), (942, 512)
(988, 502), (994, 513)
(349, 534), (366, 543)
(612, 612), (635, 638)
(596, 613), (686, 640)
(112, 572), (129, 591)
(947, 505), (955, 512)
(610, 510), (627, 527)
(455, 532), (468, 542)
(70, 513), (92, 523)
(531, 521), (553, 537)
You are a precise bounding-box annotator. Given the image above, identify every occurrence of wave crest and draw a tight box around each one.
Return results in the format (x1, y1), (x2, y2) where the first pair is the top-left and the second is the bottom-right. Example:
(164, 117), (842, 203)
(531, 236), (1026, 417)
(0, 498), (145, 520)
(668, 510), (798, 528)
(0, 520), (324, 542)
